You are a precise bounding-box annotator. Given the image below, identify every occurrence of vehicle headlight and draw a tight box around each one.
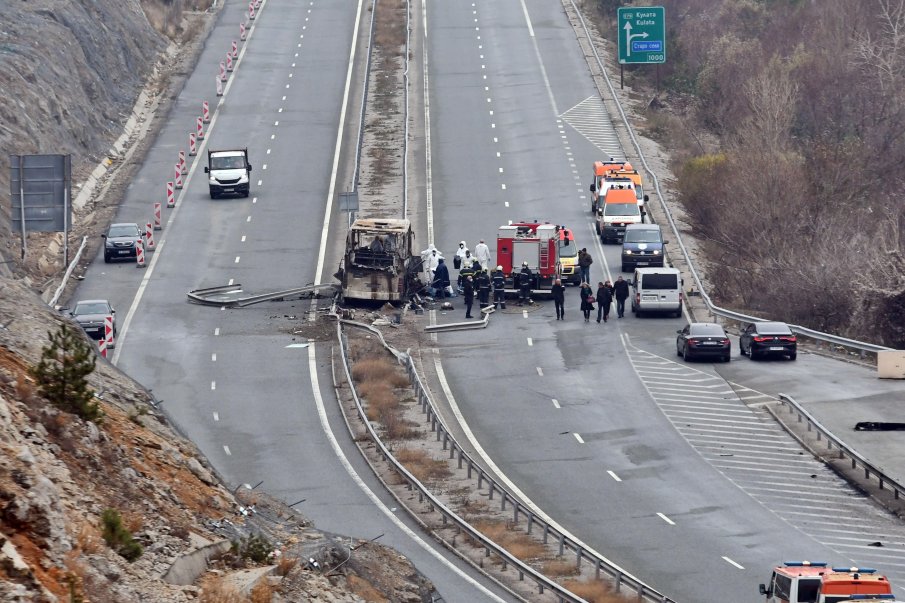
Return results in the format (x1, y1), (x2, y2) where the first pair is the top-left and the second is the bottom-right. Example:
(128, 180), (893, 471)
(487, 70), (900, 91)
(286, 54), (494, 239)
(652, 250), (660, 255)
(210, 176), (218, 184)
(624, 250), (633, 255)
(238, 174), (249, 184)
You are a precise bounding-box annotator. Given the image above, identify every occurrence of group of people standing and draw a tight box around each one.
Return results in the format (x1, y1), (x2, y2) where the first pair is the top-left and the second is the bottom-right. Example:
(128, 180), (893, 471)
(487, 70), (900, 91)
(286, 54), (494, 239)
(422, 241), (630, 323)
(552, 275), (630, 323)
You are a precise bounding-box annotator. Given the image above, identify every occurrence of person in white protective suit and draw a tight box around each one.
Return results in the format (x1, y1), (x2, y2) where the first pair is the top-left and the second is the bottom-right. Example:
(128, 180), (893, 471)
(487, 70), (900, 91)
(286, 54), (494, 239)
(454, 241), (469, 269)
(420, 244), (442, 283)
(474, 239), (491, 270)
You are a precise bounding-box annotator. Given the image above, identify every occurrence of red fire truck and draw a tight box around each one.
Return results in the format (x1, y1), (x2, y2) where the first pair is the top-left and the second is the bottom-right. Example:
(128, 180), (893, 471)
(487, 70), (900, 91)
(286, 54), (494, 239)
(496, 221), (577, 292)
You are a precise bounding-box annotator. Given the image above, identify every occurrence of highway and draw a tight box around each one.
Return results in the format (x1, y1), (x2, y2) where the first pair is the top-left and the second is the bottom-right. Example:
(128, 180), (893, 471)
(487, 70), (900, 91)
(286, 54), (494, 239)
(71, 1), (515, 600)
(67, 0), (905, 601)
(425, 1), (905, 602)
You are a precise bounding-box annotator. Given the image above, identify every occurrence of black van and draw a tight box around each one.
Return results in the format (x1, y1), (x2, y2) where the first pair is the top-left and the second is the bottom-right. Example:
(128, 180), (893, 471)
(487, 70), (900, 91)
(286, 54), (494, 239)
(621, 224), (666, 272)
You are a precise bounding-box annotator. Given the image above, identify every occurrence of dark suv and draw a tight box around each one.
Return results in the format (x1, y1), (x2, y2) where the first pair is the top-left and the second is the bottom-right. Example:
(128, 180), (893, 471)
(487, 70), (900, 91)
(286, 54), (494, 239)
(621, 224), (665, 272)
(103, 222), (143, 262)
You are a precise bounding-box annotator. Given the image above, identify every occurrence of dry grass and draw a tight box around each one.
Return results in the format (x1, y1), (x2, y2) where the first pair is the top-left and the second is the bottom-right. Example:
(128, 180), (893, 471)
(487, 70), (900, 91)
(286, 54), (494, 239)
(347, 573), (389, 602)
(200, 575), (245, 603)
(249, 580), (273, 603)
(394, 448), (452, 483)
(275, 555), (298, 577)
(374, 0), (406, 54)
(351, 358), (409, 387)
(561, 578), (630, 602)
(471, 519), (546, 562)
(541, 557), (580, 578)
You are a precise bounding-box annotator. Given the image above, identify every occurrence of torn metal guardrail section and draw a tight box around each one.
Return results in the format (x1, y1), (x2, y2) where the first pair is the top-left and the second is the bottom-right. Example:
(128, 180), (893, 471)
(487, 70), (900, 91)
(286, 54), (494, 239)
(424, 308), (492, 332)
(187, 283), (337, 307)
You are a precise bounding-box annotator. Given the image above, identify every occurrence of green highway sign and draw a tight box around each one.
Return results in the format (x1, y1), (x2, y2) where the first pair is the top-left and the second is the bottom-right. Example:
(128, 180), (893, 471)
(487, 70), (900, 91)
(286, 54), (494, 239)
(617, 6), (666, 64)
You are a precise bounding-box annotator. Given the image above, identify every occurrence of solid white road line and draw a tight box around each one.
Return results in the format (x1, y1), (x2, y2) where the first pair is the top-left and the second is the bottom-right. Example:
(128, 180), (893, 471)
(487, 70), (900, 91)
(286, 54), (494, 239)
(313, 0), (363, 286)
(607, 470), (622, 482)
(307, 344), (506, 601)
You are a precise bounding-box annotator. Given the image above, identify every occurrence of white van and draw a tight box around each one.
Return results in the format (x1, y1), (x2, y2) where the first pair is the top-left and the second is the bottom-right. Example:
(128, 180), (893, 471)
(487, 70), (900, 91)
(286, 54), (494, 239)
(631, 267), (683, 317)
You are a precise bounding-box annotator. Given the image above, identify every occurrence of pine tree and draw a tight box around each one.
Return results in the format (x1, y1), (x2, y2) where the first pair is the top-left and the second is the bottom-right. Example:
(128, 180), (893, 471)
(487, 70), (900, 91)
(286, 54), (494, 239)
(30, 323), (101, 422)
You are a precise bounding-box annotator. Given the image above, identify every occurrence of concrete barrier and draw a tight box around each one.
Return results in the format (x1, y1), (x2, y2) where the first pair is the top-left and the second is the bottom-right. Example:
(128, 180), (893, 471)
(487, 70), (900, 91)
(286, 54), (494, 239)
(878, 350), (905, 379)
(162, 539), (232, 585)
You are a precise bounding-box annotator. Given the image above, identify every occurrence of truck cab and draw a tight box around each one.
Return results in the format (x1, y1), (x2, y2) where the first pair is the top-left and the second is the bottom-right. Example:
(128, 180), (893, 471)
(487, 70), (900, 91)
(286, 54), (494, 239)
(204, 148), (252, 198)
(759, 562), (894, 603)
(597, 187), (643, 243)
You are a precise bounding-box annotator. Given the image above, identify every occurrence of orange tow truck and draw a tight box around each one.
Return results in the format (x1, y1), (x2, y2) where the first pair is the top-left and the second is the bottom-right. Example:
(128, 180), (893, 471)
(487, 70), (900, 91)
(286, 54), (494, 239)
(759, 562), (894, 603)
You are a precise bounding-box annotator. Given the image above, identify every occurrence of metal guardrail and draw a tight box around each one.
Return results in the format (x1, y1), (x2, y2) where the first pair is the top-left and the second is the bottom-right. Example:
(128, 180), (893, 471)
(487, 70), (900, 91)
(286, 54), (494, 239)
(424, 311), (491, 332)
(339, 318), (675, 603)
(568, 1), (891, 356)
(336, 320), (588, 603)
(48, 235), (89, 308)
(351, 0), (377, 196)
(187, 283), (336, 307)
(777, 394), (905, 501)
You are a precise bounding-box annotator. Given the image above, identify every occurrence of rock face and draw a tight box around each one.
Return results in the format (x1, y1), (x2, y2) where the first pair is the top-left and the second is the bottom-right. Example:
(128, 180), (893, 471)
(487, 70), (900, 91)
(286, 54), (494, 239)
(0, 0), (165, 240)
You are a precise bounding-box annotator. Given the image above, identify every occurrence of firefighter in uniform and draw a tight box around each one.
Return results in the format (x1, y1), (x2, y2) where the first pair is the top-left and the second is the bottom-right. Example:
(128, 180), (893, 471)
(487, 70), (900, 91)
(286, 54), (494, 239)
(457, 260), (475, 292)
(492, 266), (506, 309)
(517, 261), (533, 306)
(476, 269), (492, 309)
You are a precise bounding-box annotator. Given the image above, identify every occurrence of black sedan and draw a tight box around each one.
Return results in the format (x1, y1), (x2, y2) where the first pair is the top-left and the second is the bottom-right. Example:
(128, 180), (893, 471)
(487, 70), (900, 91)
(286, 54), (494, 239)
(103, 222), (143, 263)
(69, 300), (116, 345)
(677, 323), (731, 362)
(740, 321), (797, 360)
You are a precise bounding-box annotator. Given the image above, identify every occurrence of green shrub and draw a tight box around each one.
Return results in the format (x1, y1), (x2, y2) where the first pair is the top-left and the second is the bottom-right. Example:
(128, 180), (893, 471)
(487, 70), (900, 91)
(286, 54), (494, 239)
(101, 509), (143, 562)
(231, 534), (272, 564)
(30, 323), (101, 422)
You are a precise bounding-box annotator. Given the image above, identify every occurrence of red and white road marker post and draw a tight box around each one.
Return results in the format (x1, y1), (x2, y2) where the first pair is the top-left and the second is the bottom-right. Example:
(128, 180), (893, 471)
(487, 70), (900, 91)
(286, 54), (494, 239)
(104, 316), (115, 350)
(153, 202), (162, 230)
(174, 164), (183, 190)
(216, 75), (224, 97)
(196, 116), (205, 140)
(219, 61), (227, 82)
(226, 52), (234, 73)
(178, 149), (187, 175)
(254, 0), (261, 10)
(189, 132), (197, 156)
(145, 223), (156, 251)
(249, 3), (256, 21)
(202, 100), (211, 123)
(240, 22), (247, 41)
(166, 181), (175, 208)
(98, 338), (108, 359)
(136, 242), (146, 268)
(232, 40), (238, 58)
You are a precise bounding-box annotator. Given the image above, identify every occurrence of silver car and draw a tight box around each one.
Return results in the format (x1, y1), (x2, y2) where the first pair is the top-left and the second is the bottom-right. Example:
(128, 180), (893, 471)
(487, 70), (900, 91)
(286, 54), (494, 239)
(69, 300), (116, 345)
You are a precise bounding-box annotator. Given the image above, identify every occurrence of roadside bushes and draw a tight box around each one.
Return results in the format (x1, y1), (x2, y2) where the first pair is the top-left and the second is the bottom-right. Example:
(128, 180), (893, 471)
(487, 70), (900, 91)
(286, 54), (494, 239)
(101, 509), (143, 562)
(30, 323), (101, 422)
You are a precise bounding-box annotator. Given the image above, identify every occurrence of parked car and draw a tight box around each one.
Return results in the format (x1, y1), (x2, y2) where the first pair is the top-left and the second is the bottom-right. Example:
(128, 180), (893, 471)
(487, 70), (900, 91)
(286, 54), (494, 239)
(621, 223), (666, 272)
(103, 222), (143, 262)
(69, 300), (116, 345)
(631, 267), (683, 317)
(677, 322), (731, 362)
(739, 321), (797, 360)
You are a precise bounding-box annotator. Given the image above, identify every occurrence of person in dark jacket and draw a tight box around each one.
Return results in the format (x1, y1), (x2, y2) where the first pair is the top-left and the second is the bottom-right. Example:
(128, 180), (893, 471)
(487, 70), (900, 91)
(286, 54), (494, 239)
(517, 262), (533, 306)
(458, 261), (475, 290)
(463, 275), (475, 318)
(577, 248), (593, 284)
(492, 266), (506, 309)
(613, 275), (629, 317)
(551, 279), (565, 320)
(476, 270), (491, 308)
(433, 258), (451, 298)
(579, 282), (595, 322)
(596, 281), (613, 323)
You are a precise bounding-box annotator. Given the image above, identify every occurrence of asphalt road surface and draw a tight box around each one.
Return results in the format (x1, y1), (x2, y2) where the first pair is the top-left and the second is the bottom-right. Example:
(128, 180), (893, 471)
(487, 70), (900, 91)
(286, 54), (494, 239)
(72, 1), (515, 600)
(426, 1), (905, 602)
